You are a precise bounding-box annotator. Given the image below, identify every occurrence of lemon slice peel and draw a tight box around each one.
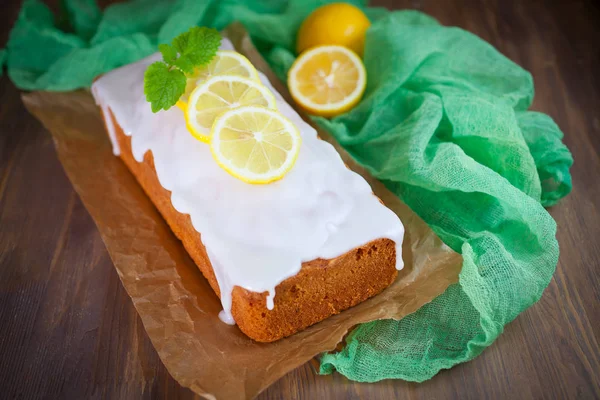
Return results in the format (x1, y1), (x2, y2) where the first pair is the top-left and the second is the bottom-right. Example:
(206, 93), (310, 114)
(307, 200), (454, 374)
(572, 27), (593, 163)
(210, 105), (301, 184)
(288, 45), (366, 118)
(185, 75), (277, 143)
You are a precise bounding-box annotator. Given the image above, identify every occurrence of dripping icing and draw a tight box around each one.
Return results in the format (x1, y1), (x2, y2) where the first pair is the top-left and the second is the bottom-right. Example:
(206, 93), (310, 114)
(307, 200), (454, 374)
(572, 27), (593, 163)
(218, 311), (236, 325)
(100, 103), (120, 156)
(92, 39), (405, 325)
(266, 290), (275, 311)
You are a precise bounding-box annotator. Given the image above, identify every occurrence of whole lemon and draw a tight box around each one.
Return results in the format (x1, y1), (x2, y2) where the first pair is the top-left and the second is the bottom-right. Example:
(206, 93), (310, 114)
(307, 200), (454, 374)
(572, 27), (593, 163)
(296, 3), (371, 56)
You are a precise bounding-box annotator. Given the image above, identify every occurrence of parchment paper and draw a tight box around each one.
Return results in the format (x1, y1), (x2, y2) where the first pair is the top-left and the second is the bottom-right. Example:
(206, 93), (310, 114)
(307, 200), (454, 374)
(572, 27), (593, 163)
(21, 24), (463, 400)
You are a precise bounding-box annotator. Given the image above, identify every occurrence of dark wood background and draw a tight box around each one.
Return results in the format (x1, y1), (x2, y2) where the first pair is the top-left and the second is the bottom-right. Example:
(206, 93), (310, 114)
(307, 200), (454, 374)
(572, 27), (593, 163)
(1, 0), (599, 399)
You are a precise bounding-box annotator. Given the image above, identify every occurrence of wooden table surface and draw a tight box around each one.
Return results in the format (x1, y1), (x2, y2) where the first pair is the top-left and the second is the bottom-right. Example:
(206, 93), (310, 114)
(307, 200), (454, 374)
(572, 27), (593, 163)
(1, 0), (599, 399)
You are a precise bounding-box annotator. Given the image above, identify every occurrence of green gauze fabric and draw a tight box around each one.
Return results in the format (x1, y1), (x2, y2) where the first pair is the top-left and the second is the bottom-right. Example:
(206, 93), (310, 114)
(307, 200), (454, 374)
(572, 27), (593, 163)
(316, 12), (573, 380)
(2, 0), (573, 383)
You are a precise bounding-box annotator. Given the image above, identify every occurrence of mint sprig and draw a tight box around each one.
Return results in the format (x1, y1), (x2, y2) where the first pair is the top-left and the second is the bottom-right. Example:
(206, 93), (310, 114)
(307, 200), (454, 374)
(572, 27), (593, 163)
(144, 27), (221, 113)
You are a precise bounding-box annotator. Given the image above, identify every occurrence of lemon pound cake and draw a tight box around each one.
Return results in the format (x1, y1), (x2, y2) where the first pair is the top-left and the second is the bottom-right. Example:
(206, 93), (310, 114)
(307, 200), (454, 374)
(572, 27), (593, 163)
(92, 39), (405, 342)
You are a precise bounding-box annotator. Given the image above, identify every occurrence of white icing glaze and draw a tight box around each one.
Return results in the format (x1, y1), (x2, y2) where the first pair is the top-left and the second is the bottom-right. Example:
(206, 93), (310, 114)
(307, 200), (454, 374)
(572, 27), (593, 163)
(92, 39), (405, 323)
(218, 310), (236, 325)
(266, 290), (275, 311)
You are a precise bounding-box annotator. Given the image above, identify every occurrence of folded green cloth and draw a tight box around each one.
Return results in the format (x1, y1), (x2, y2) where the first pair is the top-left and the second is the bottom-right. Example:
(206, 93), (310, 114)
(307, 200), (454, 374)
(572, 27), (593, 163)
(2, 0), (573, 382)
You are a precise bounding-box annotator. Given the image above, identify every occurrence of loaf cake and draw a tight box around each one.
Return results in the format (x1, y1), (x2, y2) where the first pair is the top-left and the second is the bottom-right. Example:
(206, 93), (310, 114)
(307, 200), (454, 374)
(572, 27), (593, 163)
(92, 39), (405, 342)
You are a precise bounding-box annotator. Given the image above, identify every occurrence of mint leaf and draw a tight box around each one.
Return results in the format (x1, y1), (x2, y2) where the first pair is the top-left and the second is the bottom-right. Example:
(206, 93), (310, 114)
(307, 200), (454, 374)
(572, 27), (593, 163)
(144, 62), (186, 113)
(144, 26), (221, 112)
(173, 57), (195, 74)
(172, 27), (221, 73)
(158, 44), (177, 65)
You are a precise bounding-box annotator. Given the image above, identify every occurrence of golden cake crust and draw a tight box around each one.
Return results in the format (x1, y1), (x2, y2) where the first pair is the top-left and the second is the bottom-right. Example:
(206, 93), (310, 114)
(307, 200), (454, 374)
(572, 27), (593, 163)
(105, 109), (397, 342)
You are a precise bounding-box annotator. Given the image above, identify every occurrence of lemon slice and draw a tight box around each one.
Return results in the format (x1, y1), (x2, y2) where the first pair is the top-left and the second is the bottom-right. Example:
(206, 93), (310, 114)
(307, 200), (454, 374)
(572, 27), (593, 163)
(185, 76), (277, 143)
(210, 106), (301, 184)
(288, 45), (366, 118)
(177, 50), (260, 111)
